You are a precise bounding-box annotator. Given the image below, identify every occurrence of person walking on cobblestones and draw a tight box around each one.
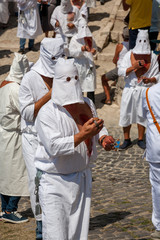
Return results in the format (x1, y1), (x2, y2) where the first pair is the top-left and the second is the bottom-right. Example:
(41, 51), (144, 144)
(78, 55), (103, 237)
(118, 30), (160, 150)
(0, 53), (29, 224)
(34, 57), (115, 240)
(142, 82), (160, 239)
(19, 38), (64, 240)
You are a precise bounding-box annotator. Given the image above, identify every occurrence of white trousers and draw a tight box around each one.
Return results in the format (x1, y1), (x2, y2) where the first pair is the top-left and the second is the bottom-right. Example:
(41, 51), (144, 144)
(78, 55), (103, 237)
(149, 162), (160, 231)
(22, 133), (42, 221)
(39, 168), (92, 240)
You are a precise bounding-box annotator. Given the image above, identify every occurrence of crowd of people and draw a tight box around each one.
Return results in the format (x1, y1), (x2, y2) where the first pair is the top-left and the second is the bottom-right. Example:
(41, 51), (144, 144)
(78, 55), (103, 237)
(0, 0), (160, 240)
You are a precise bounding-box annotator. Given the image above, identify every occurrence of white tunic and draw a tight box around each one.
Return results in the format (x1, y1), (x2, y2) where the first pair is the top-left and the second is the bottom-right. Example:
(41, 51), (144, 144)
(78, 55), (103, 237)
(69, 35), (96, 92)
(0, 82), (29, 196)
(50, 5), (79, 38)
(19, 70), (50, 220)
(118, 51), (160, 127)
(35, 97), (108, 174)
(17, 0), (42, 39)
(0, 1), (9, 24)
(142, 83), (160, 163)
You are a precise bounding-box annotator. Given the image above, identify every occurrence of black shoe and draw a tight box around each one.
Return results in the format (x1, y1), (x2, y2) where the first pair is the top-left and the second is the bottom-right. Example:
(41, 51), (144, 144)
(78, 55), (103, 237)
(100, 0), (105, 4)
(119, 139), (132, 150)
(28, 47), (37, 52)
(137, 140), (146, 149)
(18, 48), (25, 54)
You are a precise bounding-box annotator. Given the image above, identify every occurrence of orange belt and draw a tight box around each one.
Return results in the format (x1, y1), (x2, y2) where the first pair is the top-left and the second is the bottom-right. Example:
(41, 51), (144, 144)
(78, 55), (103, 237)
(146, 88), (160, 134)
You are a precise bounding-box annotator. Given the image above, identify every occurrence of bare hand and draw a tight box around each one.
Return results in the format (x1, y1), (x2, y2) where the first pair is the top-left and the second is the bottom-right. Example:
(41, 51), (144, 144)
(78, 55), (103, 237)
(81, 45), (86, 51)
(133, 60), (145, 71)
(81, 118), (104, 139)
(101, 135), (115, 151)
(91, 48), (96, 55)
(55, 20), (60, 27)
(141, 76), (150, 84)
(67, 23), (75, 29)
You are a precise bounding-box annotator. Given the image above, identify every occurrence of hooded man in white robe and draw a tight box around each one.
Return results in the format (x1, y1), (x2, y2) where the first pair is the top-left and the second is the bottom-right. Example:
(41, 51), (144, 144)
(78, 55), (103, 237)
(69, 18), (97, 103)
(19, 37), (64, 240)
(17, 0), (43, 53)
(50, 0), (80, 42)
(0, 53), (29, 223)
(118, 30), (160, 150)
(34, 57), (115, 240)
(142, 83), (160, 239)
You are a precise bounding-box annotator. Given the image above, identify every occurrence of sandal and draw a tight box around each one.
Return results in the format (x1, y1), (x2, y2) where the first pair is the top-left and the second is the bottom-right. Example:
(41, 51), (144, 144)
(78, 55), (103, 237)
(101, 99), (112, 105)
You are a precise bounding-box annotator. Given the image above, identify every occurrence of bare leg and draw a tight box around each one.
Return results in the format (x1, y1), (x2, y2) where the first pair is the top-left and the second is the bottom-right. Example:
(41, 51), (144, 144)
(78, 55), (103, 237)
(45, 32), (48, 37)
(101, 74), (111, 103)
(137, 124), (145, 140)
(123, 125), (131, 139)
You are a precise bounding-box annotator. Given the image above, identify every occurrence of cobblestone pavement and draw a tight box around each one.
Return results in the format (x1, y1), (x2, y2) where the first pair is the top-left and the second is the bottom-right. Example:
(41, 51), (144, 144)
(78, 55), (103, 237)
(0, 0), (154, 239)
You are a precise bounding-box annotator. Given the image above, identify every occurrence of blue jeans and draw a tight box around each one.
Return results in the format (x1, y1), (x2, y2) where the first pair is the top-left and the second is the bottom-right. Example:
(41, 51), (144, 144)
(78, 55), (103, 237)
(1, 194), (21, 212)
(20, 38), (34, 50)
(129, 27), (150, 49)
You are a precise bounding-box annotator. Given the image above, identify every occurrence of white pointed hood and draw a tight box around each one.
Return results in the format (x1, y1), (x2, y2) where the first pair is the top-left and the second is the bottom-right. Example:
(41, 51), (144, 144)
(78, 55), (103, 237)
(31, 38), (64, 78)
(77, 17), (92, 39)
(61, 0), (73, 14)
(132, 30), (151, 55)
(6, 52), (29, 84)
(52, 58), (84, 106)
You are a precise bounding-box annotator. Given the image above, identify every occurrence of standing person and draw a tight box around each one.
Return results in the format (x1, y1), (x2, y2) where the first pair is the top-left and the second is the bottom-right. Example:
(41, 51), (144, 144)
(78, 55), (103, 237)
(0, 0), (9, 29)
(37, 0), (56, 37)
(149, 0), (160, 51)
(71, 0), (88, 21)
(69, 19), (97, 103)
(118, 30), (160, 150)
(101, 26), (129, 105)
(19, 38), (64, 240)
(0, 53), (29, 223)
(17, 0), (43, 54)
(122, 0), (152, 49)
(50, 0), (80, 43)
(142, 83), (160, 240)
(34, 57), (115, 240)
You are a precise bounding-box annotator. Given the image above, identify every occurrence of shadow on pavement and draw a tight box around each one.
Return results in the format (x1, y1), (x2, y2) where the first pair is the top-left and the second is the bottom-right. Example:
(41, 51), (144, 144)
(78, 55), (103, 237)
(89, 211), (131, 230)
(0, 50), (13, 59)
(0, 65), (10, 76)
(89, 12), (110, 22)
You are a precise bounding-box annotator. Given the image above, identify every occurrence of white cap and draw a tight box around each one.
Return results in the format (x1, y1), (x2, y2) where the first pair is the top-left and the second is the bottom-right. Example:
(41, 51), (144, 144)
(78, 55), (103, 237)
(61, 0), (73, 14)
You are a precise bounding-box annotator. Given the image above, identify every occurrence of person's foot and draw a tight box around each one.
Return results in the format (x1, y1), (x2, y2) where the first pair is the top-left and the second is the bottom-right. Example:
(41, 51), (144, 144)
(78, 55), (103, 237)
(2, 211), (28, 224)
(137, 140), (146, 149)
(101, 99), (112, 105)
(0, 212), (5, 221)
(151, 230), (160, 239)
(18, 48), (25, 54)
(119, 139), (132, 150)
(28, 47), (37, 52)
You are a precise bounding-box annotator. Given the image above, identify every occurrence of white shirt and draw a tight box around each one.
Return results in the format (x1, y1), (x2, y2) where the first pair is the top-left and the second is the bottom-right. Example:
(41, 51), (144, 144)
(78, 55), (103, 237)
(35, 97), (108, 174)
(50, 5), (80, 38)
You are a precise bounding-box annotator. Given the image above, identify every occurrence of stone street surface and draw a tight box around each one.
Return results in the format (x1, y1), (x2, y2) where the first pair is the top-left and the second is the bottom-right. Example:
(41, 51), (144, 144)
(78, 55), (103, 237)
(0, 0), (154, 239)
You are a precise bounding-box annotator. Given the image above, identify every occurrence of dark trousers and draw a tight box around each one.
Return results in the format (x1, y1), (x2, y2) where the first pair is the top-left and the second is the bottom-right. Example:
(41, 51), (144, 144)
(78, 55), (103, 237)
(149, 31), (159, 51)
(87, 91), (95, 104)
(1, 194), (21, 212)
(129, 27), (150, 49)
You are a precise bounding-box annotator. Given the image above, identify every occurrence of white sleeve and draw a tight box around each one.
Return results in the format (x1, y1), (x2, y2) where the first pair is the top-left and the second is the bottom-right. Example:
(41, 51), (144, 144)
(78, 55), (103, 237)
(50, 7), (58, 29)
(19, 75), (35, 122)
(118, 51), (131, 77)
(69, 37), (84, 58)
(36, 106), (75, 157)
